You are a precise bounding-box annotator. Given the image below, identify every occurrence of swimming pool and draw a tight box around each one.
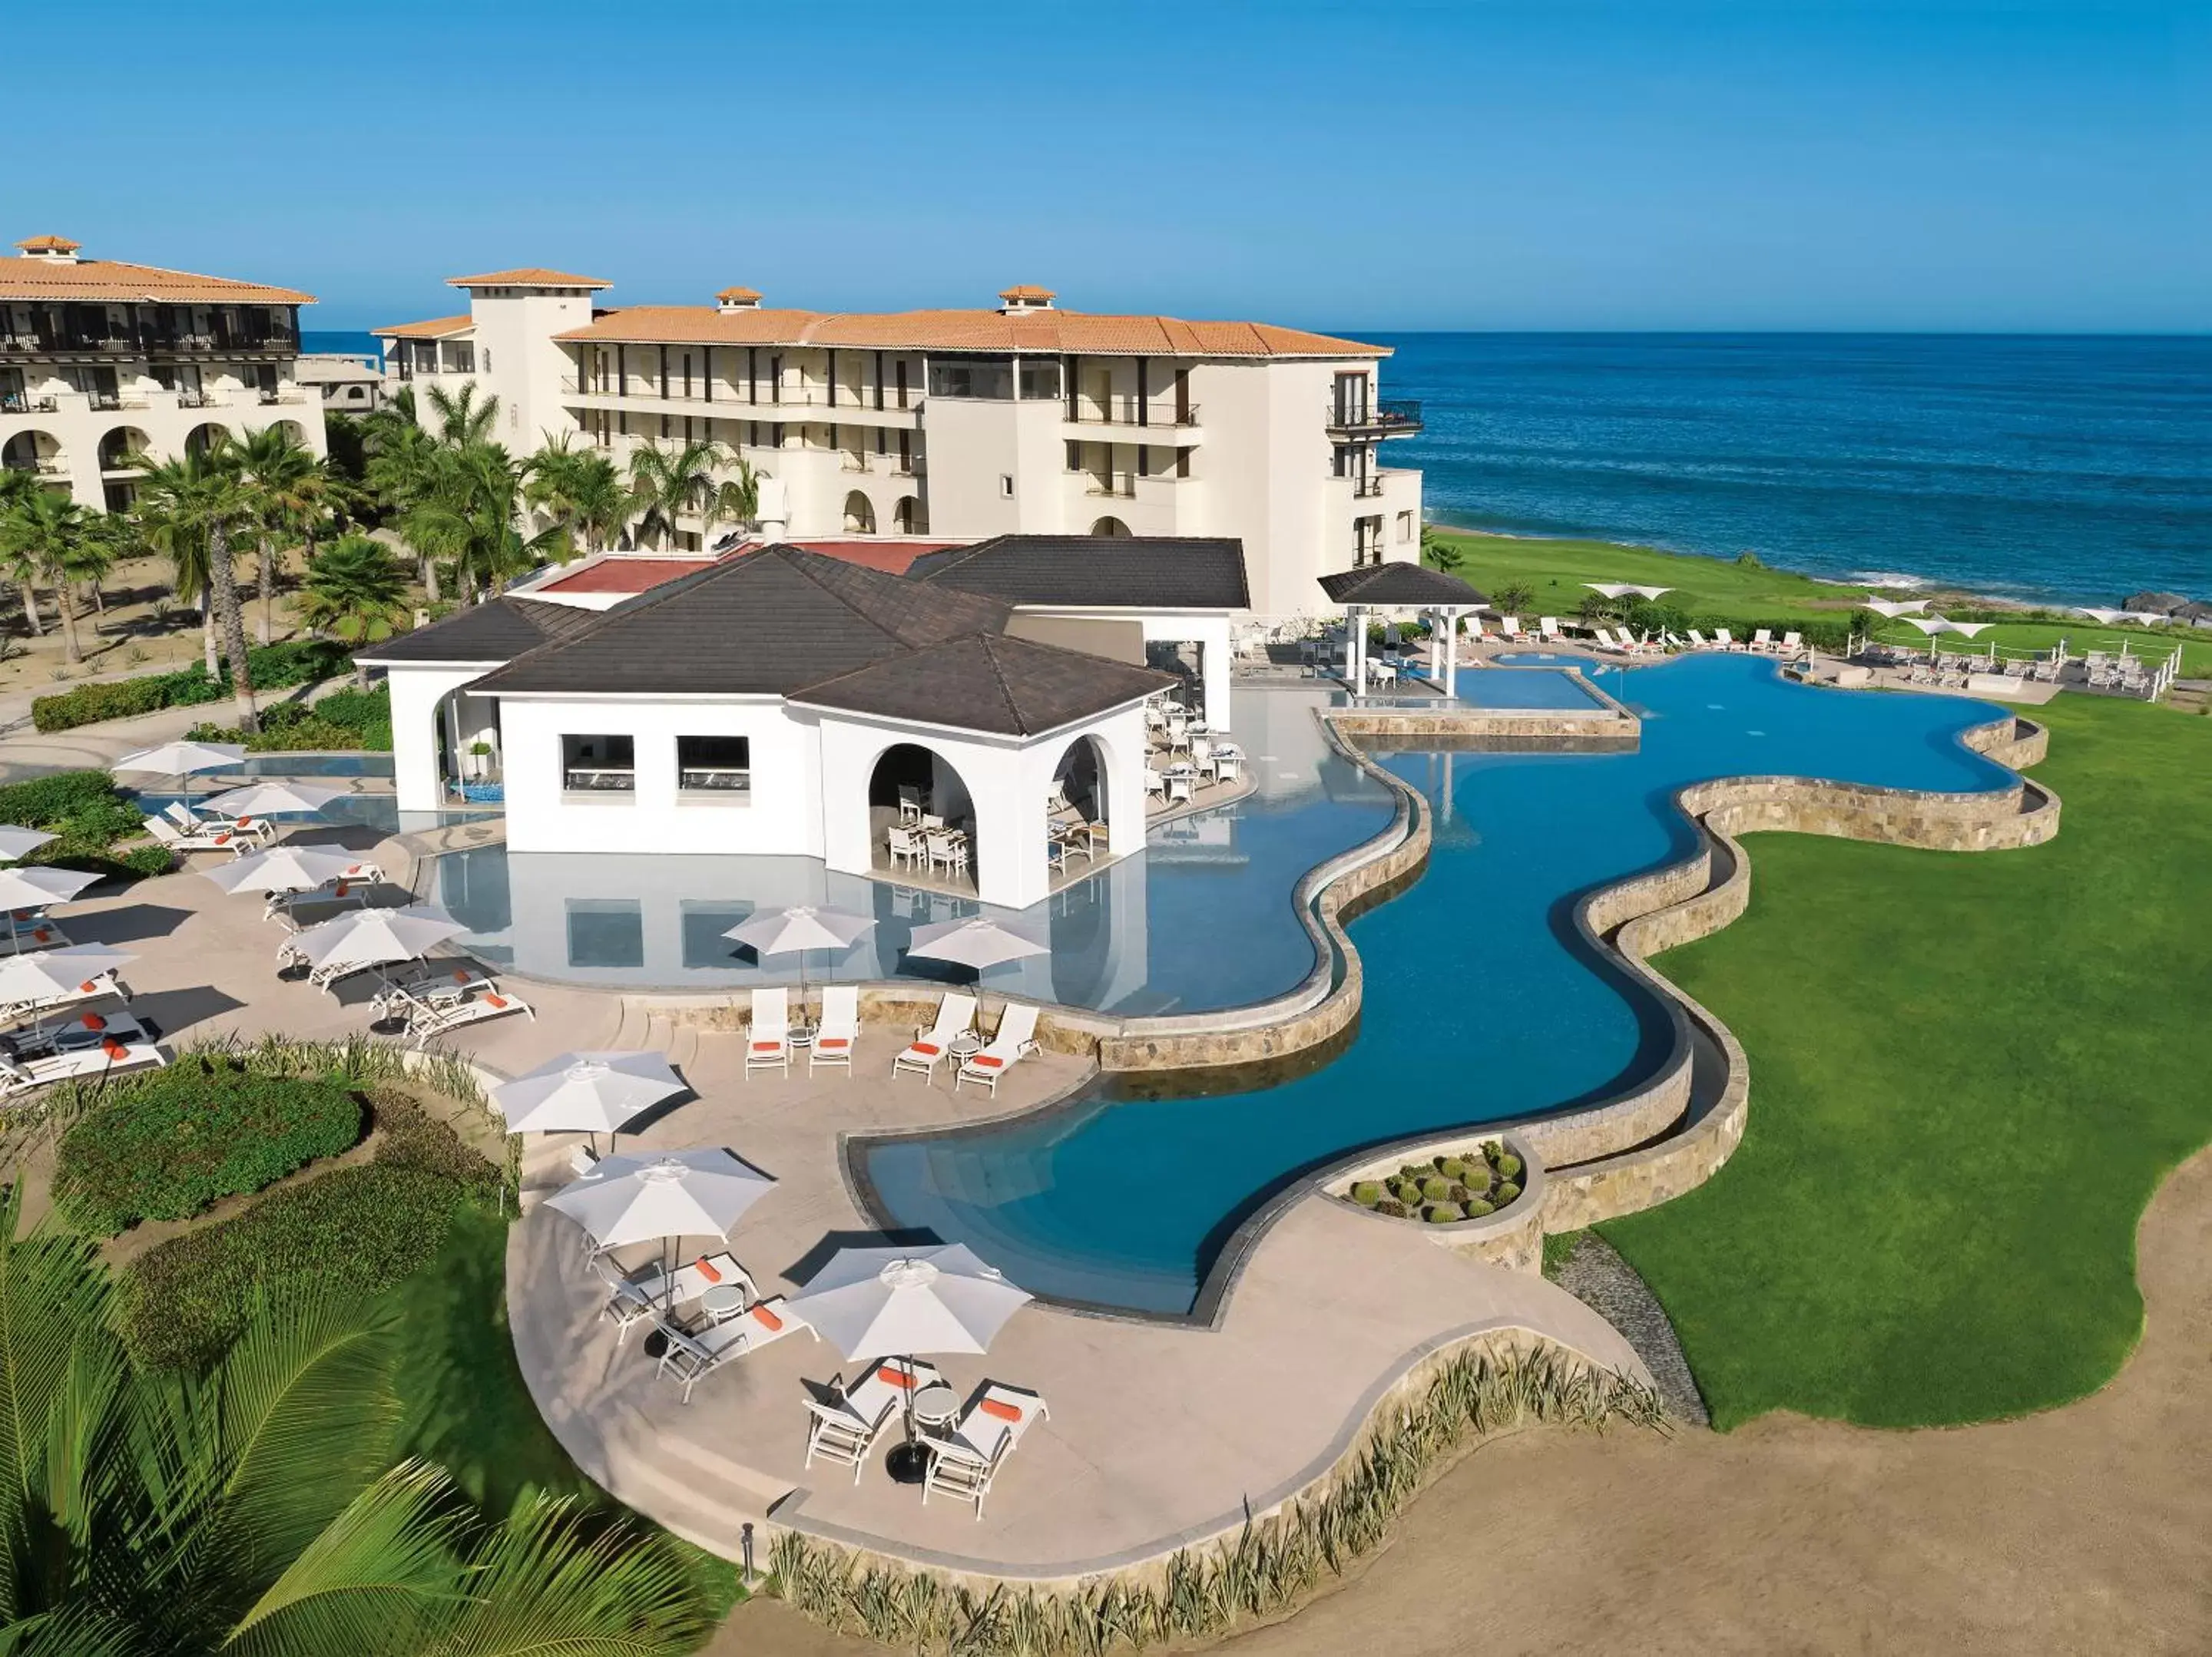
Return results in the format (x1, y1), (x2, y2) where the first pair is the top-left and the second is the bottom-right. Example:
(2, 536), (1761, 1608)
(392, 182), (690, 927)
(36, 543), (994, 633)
(1337, 665), (1612, 711)
(856, 655), (2018, 1315)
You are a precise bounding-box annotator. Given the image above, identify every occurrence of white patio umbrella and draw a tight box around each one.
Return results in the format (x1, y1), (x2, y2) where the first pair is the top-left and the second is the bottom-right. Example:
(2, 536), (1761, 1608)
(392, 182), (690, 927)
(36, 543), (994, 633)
(545, 1147), (775, 1266)
(112, 739), (246, 803)
(1899, 614), (1955, 663)
(1624, 584), (1674, 600)
(906, 917), (1049, 977)
(200, 779), (346, 820)
(1584, 582), (1672, 601)
(0, 943), (136, 1009)
(1864, 597), (1929, 619)
(200, 842), (379, 896)
(0, 827), (55, 862)
(724, 904), (876, 989)
(0, 865), (99, 951)
(2078, 607), (2132, 627)
(492, 1050), (687, 1148)
(286, 903), (463, 974)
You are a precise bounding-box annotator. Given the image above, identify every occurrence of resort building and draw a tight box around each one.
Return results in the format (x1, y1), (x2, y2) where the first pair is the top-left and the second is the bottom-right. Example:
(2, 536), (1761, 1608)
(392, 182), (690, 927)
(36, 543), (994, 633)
(0, 235), (326, 511)
(293, 351), (386, 415)
(358, 541), (1213, 910)
(377, 272), (1423, 616)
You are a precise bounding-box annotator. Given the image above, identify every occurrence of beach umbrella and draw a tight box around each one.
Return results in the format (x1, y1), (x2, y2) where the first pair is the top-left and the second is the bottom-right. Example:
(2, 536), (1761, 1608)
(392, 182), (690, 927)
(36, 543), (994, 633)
(112, 739), (246, 802)
(0, 827), (55, 862)
(200, 779), (346, 820)
(200, 842), (380, 897)
(787, 1242), (1032, 1362)
(492, 1050), (687, 1148)
(0, 944), (136, 1010)
(545, 1147), (775, 1252)
(0, 865), (99, 952)
(724, 904), (875, 989)
(286, 903), (463, 974)
(906, 916), (1049, 975)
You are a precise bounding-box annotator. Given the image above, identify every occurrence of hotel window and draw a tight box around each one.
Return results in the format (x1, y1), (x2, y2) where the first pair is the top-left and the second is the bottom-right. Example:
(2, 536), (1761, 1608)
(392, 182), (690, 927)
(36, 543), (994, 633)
(676, 735), (750, 798)
(928, 357), (1013, 400)
(561, 734), (634, 794)
(1397, 511), (1415, 543)
(1018, 359), (1061, 401)
(999, 474), (1015, 499)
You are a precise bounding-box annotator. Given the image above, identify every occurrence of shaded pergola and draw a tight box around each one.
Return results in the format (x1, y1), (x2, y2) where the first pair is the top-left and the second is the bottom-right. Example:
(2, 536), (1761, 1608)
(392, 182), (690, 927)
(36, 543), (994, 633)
(1317, 564), (1491, 696)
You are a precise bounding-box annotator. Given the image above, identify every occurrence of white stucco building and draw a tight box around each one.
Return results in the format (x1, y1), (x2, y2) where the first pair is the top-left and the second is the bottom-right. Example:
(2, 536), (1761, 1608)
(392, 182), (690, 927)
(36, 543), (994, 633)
(379, 271), (1422, 617)
(356, 541), (1238, 911)
(0, 235), (325, 512)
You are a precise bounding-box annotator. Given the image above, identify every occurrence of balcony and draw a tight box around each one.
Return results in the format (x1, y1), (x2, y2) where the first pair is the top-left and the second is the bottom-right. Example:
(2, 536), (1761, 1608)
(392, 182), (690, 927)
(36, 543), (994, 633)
(1326, 398), (1422, 438)
(1, 395), (58, 415)
(1077, 471), (1138, 499)
(1068, 396), (1200, 430)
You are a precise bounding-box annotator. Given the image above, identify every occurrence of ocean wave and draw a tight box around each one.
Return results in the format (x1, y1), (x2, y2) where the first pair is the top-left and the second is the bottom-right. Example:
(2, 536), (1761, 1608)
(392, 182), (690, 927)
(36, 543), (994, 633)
(1845, 572), (1929, 590)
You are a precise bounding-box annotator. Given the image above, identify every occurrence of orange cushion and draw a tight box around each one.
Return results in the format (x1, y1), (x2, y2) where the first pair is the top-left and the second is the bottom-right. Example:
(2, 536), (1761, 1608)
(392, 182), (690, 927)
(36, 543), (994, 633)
(77, 981), (97, 994)
(909, 1041), (939, 1057)
(750, 1040), (781, 1053)
(485, 994), (508, 1010)
(877, 1365), (916, 1389)
(452, 968), (469, 983)
(972, 1054), (1003, 1069)
(816, 1036), (849, 1050)
(333, 883), (349, 898)
(750, 1303), (783, 1332)
(100, 1038), (127, 1060)
(694, 1255), (722, 1284)
(80, 1014), (104, 1031)
(214, 832), (230, 845)
(979, 1397), (1023, 1424)
(31, 929), (50, 942)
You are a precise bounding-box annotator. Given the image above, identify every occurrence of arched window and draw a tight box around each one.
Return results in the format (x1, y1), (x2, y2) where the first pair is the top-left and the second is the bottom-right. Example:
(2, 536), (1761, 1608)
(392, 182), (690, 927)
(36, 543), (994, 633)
(843, 491), (877, 534)
(1089, 515), (1131, 538)
(892, 494), (926, 534)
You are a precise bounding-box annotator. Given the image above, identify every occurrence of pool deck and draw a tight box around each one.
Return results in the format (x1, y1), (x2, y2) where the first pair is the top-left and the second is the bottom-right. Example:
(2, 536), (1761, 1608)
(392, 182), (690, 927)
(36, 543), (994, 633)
(43, 835), (1648, 1586)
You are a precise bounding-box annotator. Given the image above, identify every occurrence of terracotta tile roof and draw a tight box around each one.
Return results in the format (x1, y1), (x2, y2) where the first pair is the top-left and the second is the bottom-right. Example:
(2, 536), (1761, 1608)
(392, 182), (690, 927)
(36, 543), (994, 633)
(0, 255), (313, 305)
(446, 267), (611, 289)
(535, 557), (716, 595)
(15, 236), (81, 253)
(553, 305), (1386, 358)
(998, 284), (1056, 301)
(715, 286), (762, 302)
(374, 314), (474, 340)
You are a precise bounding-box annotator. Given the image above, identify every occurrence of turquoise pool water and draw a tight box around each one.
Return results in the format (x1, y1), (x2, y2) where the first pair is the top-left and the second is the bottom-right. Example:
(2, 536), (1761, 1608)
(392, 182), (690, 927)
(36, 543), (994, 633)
(1336, 666), (1610, 711)
(857, 655), (2018, 1315)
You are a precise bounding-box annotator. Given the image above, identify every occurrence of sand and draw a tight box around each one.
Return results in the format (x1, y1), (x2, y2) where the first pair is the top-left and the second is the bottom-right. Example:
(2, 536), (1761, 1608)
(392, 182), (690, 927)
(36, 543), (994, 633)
(711, 1146), (2212, 1655)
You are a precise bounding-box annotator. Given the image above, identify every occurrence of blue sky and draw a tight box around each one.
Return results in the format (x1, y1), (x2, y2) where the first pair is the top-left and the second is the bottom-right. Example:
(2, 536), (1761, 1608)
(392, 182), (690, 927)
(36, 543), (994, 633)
(18, 2), (2206, 332)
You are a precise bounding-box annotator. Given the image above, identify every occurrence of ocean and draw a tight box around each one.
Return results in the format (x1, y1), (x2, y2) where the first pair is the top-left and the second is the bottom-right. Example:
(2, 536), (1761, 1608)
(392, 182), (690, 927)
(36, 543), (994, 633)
(1373, 333), (2212, 607)
(303, 329), (384, 365)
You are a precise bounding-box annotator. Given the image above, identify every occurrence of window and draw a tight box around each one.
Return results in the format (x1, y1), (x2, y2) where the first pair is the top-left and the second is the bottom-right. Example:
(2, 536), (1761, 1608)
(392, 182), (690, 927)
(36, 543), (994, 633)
(1398, 510), (1415, 543)
(998, 474), (1015, 499)
(561, 733), (634, 793)
(1017, 359), (1061, 401)
(677, 734), (750, 796)
(928, 356), (1014, 400)
(566, 900), (644, 969)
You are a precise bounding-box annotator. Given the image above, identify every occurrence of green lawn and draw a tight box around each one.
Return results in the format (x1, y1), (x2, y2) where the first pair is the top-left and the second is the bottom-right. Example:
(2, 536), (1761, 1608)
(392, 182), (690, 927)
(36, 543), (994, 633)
(1598, 693), (2212, 1429)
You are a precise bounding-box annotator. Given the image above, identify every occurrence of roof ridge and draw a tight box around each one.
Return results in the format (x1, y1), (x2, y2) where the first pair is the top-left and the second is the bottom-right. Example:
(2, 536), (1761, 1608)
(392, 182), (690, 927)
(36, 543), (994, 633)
(973, 633), (1024, 726)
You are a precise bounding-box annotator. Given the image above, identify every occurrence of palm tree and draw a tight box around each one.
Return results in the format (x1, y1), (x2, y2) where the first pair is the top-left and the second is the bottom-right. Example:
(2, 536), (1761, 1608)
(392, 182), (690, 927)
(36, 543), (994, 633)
(132, 445), (259, 730)
(425, 380), (500, 447)
(232, 425), (334, 643)
(0, 488), (88, 664)
(297, 534), (411, 646)
(0, 468), (41, 637)
(0, 1192), (709, 1653)
(524, 436), (627, 561)
(402, 442), (562, 603)
(627, 439), (757, 551)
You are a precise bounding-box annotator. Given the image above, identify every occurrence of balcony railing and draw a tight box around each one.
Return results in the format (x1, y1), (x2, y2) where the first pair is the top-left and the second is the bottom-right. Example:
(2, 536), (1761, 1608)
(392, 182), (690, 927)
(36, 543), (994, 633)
(1078, 472), (1137, 498)
(1351, 474), (1386, 498)
(1327, 397), (1422, 437)
(176, 389), (213, 408)
(2, 395), (58, 414)
(563, 767), (635, 793)
(678, 769), (750, 794)
(1068, 397), (1200, 428)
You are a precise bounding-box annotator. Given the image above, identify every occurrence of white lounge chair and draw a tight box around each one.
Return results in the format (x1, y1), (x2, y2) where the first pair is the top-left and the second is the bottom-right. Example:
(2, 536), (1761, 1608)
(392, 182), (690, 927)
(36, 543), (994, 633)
(1714, 628), (1743, 651)
(597, 1250), (756, 1348)
(1498, 616), (1523, 640)
(955, 1002), (1041, 1095)
(1782, 630), (1803, 653)
(144, 816), (256, 855)
(656, 1296), (816, 1404)
(1686, 630), (1710, 650)
(398, 977), (532, 1047)
(0, 969), (126, 1024)
(811, 984), (859, 1074)
(1538, 616), (1561, 640)
(1750, 628), (1774, 652)
(265, 869), (379, 925)
(0, 1010), (165, 1096)
(803, 1358), (946, 1480)
(892, 991), (977, 1084)
(744, 985), (791, 1080)
(921, 1384), (1049, 1519)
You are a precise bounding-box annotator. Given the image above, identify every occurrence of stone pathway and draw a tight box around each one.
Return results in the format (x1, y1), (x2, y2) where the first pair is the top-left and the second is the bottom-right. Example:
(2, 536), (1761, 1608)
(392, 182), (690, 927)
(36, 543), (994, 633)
(1550, 1232), (1709, 1427)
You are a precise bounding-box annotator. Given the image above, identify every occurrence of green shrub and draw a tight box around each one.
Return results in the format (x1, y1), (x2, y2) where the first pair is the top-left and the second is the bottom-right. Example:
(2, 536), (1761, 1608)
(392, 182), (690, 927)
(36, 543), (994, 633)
(188, 683), (392, 753)
(1439, 1157), (1467, 1179)
(0, 769), (127, 828)
(28, 642), (349, 734)
(0, 769), (167, 883)
(1495, 1153), (1524, 1182)
(1420, 1176), (1450, 1202)
(1464, 1198), (1495, 1219)
(1422, 1203), (1462, 1225)
(55, 1056), (364, 1233)
(1350, 1180), (1384, 1207)
(1495, 1180), (1522, 1206)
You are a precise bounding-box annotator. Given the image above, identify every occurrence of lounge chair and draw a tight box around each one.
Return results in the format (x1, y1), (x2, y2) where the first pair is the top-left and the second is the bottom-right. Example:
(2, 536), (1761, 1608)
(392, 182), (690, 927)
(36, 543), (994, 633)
(265, 869), (379, 925)
(168, 800), (276, 842)
(656, 1297), (816, 1404)
(0, 917), (71, 957)
(1497, 615), (1523, 640)
(892, 991), (977, 1084)
(921, 1384), (1049, 1518)
(597, 1250), (757, 1348)
(1686, 630), (1710, 650)
(743, 986), (790, 1080)
(803, 1358), (946, 1480)
(396, 977), (532, 1047)
(1751, 628), (1773, 652)
(144, 816), (257, 855)
(0, 969), (127, 1024)
(1538, 617), (1562, 640)
(1714, 628), (1743, 651)
(811, 984), (859, 1074)
(0, 1010), (165, 1096)
(1782, 631), (1803, 653)
(955, 1002), (1041, 1095)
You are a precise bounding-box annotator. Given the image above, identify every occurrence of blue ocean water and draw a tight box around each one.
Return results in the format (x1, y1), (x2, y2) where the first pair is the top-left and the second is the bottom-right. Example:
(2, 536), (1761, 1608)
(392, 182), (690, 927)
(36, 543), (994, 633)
(1375, 333), (2212, 607)
(302, 329), (383, 365)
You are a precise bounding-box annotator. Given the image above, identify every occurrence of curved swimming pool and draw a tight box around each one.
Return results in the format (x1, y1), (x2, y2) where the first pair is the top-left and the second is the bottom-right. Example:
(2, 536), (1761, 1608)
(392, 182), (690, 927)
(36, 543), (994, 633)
(856, 655), (2020, 1315)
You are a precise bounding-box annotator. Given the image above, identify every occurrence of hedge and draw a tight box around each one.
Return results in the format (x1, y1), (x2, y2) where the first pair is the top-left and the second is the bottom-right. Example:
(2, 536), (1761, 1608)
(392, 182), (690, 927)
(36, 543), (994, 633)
(117, 1091), (502, 1371)
(30, 640), (352, 733)
(187, 683), (392, 752)
(55, 1054), (364, 1234)
(0, 769), (169, 881)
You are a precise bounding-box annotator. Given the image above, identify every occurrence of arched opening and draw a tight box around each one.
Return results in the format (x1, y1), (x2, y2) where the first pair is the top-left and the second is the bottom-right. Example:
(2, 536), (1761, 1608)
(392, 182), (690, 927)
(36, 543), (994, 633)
(1, 430), (62, 478)
(183, 422), (228, 460)
(1051, 733), (1108, 830)
(261, 418), (308, 448)
(98, 426), (150, 472)
(1089, 516), (1131, 538)
(869, 742), (975, 894)
(892, 494), (926, 534)
(842, 491), (877, 534)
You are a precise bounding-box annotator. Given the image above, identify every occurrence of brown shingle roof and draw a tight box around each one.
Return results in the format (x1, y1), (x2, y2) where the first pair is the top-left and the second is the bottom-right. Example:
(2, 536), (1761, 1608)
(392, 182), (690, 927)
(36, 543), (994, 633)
(792, 631), (1171, 736)
(0, 256), (312, 305)
(446, 267), (611, 289)
(554, 305), (1386, 358)
(1317, 562), (1489, 607)
(374, 313), (475, 340)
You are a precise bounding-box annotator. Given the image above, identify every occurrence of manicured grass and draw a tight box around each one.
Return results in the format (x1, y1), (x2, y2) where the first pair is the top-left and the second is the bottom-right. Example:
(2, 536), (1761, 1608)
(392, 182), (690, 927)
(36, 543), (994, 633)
(1598, 693), (2212, 1429)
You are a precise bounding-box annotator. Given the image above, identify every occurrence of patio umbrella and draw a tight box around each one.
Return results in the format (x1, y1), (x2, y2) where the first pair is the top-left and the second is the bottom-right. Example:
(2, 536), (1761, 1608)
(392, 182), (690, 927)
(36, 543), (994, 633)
(112, 739), (246, 803)
(2078, 607), (2132, 627)
(0, 943), (136, 1010)
(285, 903), (464, 975)
(200, 842), (379, 896)
(785, 1241), (1034, 1481)
(0, 827), (55, 862)
(724, 904), (875, 990)
(200, 779), (346, 820)
(492, 1050), (687, 1149)
(1864, 597), (1929, 619)
(906, 917), (1049, 976)
(545, 1147), (775, 1288)
(1899, 614), (1953, 663)
(0, 865), (100, 951)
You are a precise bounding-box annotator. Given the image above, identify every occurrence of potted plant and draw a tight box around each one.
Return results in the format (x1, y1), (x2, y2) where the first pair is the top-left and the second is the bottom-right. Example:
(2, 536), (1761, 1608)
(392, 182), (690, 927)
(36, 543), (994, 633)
(466, 739), (494, 779)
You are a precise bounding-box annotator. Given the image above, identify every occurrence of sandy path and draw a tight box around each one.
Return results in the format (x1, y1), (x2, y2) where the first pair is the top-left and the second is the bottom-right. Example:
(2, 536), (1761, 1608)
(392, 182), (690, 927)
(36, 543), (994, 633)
(712, 1146), (2212, 1655)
